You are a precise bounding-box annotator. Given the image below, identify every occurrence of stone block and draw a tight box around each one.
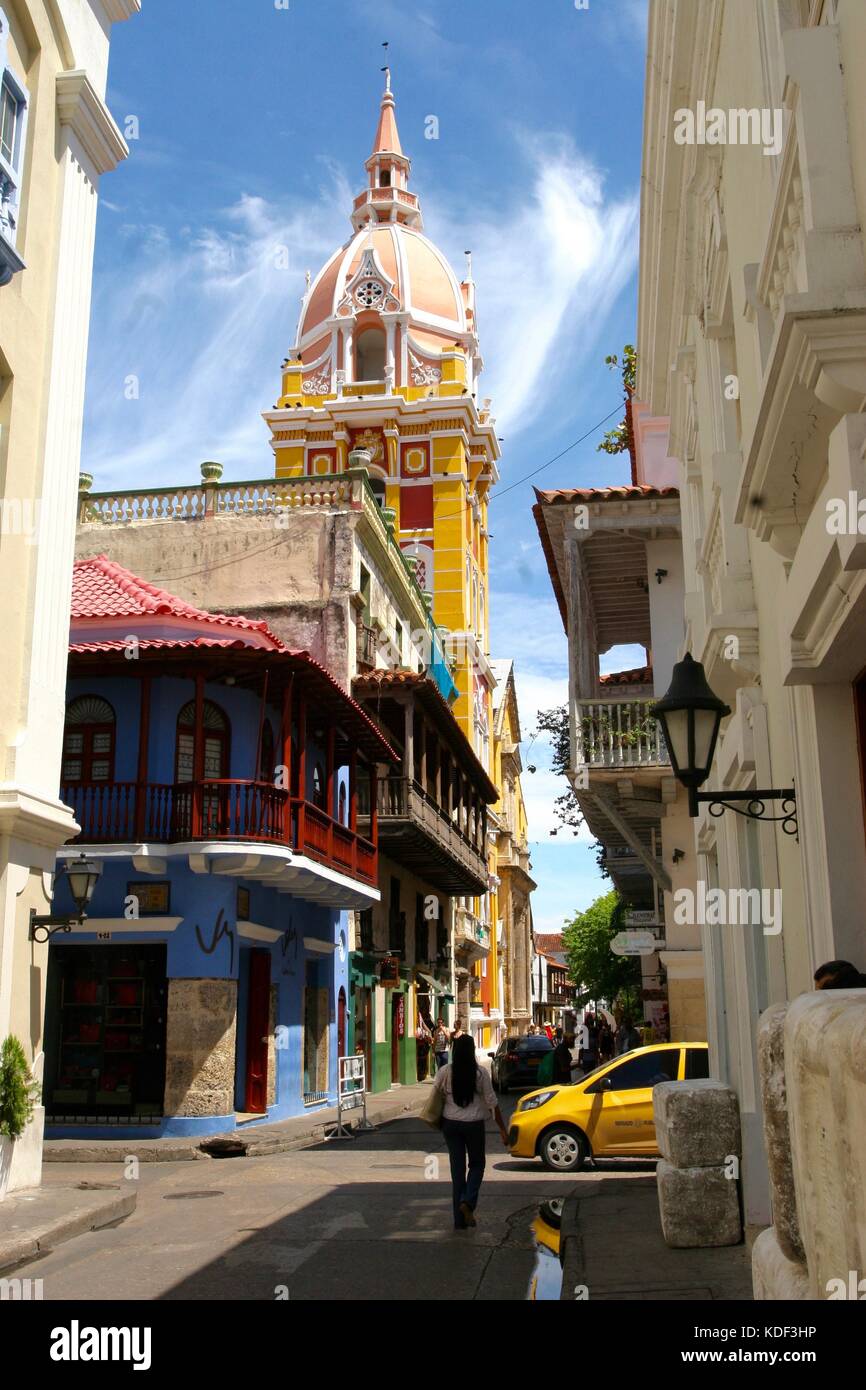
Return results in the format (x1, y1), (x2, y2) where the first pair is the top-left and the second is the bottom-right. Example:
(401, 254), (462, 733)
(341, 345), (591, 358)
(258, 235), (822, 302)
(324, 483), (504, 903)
(656, 1158), (742, 1248)
(164, 978), (237, 1117)
(752, 1226), (810, 1301)
(785, 989), (866, 1298)
(756, 1002), (804, 1262)
(653, 1079), (741, 1168)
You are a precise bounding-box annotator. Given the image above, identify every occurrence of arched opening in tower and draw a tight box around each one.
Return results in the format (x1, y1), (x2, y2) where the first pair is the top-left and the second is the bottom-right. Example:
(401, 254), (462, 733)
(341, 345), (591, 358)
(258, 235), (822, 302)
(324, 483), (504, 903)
(356, 327), (386, 382)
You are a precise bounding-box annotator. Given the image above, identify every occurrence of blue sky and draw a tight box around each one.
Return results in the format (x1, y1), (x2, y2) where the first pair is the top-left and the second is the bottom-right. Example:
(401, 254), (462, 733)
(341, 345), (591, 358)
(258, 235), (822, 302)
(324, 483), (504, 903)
(84, 0), (649, 933)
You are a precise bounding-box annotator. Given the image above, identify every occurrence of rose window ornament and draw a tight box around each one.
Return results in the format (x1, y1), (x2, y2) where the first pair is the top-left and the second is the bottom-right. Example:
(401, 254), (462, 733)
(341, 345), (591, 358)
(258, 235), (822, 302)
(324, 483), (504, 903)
(355, 279), (385, 308)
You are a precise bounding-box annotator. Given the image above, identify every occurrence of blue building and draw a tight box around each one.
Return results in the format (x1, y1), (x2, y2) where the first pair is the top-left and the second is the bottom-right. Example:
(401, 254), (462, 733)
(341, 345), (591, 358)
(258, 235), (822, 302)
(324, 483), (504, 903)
(44, 556), (394, 1139)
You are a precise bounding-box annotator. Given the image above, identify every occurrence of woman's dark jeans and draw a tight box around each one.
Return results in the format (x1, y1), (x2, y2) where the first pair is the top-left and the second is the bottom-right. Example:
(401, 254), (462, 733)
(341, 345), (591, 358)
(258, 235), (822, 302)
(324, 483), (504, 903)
(442, 1118), (486, 1228)
(435, 1051), (449, 1070)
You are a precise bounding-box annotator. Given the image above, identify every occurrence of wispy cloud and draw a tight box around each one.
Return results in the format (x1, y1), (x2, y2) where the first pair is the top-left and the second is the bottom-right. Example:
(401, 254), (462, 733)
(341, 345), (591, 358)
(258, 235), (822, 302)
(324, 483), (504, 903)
(84, 128), (637, 485)
(427, 132), (638, 438)
(83, 184), (351, 486)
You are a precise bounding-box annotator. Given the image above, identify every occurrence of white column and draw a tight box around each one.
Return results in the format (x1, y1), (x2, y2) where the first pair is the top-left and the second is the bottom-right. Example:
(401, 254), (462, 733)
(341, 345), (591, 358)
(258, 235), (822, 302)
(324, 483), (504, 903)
(17, 75), (127, 799)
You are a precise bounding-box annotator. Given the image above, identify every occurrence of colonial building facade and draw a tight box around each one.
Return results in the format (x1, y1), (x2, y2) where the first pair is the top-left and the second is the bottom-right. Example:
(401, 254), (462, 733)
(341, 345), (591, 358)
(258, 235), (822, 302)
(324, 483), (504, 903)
(0, 0), (137, 1199)
(639, 0), (866, 1291)
(74, 74), (535, 1081)
(46, 557), (393, 1137)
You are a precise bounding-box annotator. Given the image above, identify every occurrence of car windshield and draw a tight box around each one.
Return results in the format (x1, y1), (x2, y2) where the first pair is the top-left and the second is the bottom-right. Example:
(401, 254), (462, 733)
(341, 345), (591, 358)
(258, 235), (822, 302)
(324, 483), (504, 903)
(519, 1037), (553, 1051)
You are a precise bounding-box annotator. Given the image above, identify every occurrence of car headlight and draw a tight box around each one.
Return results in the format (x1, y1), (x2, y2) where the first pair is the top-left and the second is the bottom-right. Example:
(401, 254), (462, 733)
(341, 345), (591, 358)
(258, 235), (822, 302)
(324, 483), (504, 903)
(519, 1090), (557, 1111)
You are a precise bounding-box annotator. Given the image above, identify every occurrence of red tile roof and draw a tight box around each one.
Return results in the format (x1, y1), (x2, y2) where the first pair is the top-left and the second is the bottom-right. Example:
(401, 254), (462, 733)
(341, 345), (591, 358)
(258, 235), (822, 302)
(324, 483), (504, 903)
(600, 666), (653, 685)
(532, 486), (679, 632)
(534, 484), (679, 504)
(534, 932), (565, 954)
(71, 556), (282, 644)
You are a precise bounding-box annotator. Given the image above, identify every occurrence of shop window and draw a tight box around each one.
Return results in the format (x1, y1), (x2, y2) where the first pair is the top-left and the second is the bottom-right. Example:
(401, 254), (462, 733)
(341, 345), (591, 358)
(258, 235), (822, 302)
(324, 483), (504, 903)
(42, 944), (168, 1123)
(62, 695), (116, 783)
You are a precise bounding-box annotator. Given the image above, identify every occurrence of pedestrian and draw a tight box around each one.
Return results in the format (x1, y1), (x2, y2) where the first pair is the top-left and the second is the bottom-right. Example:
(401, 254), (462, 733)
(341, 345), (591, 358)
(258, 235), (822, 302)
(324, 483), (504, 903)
(450, 1018), (466, 1045)
(432, 1033), (509, 1230)
(552, 1032), (579, 1084)
(640, 1017), (655, 1046)
(579, 1016), (599, 1071)
(415, 1015), (432, 1081)
(814, 959), (866, 988)
(598, 1021), (615, 1062)
(543, 1022), (554, 1041)
(432, 1017), (450, 1070)
(616, 1015), (641, 1055)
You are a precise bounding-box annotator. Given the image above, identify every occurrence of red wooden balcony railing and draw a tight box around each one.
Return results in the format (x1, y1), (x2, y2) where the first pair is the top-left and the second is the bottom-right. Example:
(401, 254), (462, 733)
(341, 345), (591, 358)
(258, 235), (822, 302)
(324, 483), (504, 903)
(61, 780), (377, 887)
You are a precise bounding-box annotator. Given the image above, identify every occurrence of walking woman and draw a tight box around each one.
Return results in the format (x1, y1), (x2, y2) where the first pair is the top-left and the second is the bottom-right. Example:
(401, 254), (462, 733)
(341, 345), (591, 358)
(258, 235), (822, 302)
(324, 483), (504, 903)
(432, 1034), (509, 1230)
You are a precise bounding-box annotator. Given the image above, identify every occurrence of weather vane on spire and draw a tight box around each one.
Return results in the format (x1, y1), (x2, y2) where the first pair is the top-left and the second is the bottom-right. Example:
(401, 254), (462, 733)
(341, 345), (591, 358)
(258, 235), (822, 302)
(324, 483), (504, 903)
(381, 40), (391, 92)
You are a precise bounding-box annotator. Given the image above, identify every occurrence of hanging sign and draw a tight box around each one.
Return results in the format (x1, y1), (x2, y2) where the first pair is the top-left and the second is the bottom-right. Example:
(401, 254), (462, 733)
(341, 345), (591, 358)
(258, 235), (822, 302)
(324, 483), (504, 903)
(611, 930), (658, 957)
(379, 956), (400, 986)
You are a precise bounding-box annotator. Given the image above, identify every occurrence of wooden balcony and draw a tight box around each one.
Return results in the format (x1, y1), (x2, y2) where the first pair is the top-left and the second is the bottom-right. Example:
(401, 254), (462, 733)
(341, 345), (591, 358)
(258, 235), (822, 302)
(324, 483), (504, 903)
(576, 698), (670, 770)
(357, 775), (488, 895)
(61, 779), (377, 888)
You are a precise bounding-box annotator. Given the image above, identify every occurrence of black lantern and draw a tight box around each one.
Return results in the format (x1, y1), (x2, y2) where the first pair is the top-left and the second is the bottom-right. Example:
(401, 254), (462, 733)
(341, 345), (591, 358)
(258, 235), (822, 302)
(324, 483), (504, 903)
(63, 855), (101, 914)
(29, 854), (102, 942)
(652, 654), (730, 815)
(652, 653), (797, 833)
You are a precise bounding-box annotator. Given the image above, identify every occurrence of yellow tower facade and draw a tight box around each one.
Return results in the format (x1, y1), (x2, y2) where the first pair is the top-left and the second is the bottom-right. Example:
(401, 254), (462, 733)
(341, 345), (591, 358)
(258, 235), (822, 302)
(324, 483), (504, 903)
(264, 74), (505, 1042)
(263, 71), (500, 765)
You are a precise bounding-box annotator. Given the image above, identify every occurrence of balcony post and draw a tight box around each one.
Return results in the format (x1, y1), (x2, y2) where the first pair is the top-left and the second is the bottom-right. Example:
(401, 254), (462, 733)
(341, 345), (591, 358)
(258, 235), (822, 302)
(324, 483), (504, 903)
(349, 747), (358, 831)
(419, 716), (428, 793)
(191, 670), (205, 837)
(369, 764), (378, 847)
(281, 673), (293, 844)
(135, 674), (151, 841)
(403, 699), (414, 783)
(326, 724), (336, 819)
(297, 689), (307, 850)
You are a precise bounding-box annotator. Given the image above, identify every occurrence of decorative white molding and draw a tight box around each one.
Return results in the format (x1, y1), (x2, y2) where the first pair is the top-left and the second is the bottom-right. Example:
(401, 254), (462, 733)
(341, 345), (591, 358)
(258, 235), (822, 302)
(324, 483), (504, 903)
(100, 0), (142, 20)
(56, 70), (128, 176)
(238, 921), (283, 943)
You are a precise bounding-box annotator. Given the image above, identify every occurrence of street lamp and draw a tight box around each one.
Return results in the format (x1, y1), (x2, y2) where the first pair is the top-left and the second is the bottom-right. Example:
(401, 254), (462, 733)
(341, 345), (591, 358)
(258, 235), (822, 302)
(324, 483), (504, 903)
(652, 653), (797, 834)
(29, 854), (102, 943)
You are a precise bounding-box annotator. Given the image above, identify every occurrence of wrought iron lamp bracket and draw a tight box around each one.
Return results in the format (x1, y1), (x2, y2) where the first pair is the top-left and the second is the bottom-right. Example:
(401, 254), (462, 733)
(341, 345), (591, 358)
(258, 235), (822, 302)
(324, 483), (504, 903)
(691, 788), (798, 839)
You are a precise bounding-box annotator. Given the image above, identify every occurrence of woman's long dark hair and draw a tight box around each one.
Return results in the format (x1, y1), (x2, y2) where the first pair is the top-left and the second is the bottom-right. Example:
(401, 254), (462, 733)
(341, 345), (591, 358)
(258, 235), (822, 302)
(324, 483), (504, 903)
(451, 1033), (478, 1109)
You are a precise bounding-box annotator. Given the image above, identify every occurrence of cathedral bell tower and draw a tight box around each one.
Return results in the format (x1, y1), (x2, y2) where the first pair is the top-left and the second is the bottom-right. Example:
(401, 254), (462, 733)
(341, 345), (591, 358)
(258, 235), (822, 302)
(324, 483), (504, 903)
(264, 73), (500, 764)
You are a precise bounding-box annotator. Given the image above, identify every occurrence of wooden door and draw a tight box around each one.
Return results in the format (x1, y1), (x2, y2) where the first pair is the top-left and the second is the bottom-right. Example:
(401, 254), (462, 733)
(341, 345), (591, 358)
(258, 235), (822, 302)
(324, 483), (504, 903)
(244, 949), (271, 1113)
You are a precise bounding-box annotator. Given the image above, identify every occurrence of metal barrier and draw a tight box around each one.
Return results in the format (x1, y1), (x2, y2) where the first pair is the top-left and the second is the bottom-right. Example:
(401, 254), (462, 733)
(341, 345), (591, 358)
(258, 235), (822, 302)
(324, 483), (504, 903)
(324, 1055), (375, 1140)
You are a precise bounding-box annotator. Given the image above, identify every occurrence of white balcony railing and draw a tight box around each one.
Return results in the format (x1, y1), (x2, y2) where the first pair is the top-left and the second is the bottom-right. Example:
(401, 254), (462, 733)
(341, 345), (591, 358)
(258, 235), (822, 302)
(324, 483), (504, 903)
(576, 698), (669, 769)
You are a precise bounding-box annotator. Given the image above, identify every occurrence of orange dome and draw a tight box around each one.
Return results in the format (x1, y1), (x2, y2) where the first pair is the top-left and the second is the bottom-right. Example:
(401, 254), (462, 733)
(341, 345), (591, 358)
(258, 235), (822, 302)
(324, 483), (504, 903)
(297, 223), (466, 352)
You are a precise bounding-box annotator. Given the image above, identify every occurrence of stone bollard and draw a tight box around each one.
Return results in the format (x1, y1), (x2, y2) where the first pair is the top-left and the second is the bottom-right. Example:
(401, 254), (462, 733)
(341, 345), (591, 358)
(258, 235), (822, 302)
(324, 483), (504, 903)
(653, 1079), (742, 1248)
(756, 1003), (805, 1264)
(784, 989), (866, 1299)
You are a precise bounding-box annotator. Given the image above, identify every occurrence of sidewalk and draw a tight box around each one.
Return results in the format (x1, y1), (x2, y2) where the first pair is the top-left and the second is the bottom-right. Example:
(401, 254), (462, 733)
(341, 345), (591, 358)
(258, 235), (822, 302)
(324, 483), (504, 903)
(559, 1174), (753, 1301)
(0, 1181), (137, 1274)
(43, 1077), (436, 1164)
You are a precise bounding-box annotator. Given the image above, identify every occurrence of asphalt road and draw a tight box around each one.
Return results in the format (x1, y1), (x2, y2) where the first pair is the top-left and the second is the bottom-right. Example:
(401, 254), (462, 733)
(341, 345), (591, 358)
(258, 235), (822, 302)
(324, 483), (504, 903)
(29, 1094), (654, 1302)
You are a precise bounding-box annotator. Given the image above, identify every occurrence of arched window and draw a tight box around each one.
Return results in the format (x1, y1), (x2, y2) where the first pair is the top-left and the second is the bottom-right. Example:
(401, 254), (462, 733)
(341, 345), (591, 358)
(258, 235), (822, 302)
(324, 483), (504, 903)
(355, 327), (386, 382)
(62, 696), (116, 783)
(175, 700), (229, 783)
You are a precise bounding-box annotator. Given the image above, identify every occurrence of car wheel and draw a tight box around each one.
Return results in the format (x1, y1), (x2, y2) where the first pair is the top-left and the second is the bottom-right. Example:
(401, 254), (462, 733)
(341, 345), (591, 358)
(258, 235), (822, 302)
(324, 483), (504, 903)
(539, 1126), (587, 1172)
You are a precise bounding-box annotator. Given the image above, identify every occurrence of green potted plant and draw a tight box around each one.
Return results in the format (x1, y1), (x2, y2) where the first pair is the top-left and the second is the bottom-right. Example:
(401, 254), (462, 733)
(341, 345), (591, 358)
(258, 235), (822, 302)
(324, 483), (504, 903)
(0, 1036), (42, 1200)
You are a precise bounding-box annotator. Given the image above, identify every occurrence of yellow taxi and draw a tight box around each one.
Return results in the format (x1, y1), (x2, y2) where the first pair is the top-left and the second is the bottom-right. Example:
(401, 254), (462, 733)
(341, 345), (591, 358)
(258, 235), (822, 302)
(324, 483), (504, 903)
(507, 1042), (709, 1171)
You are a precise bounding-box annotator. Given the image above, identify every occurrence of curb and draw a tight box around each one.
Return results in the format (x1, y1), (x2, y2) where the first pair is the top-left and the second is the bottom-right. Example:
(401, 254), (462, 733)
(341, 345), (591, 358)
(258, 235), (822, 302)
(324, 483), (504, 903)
(0, 1186), (138, 1274)
(42, 1093), (429, 1165)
